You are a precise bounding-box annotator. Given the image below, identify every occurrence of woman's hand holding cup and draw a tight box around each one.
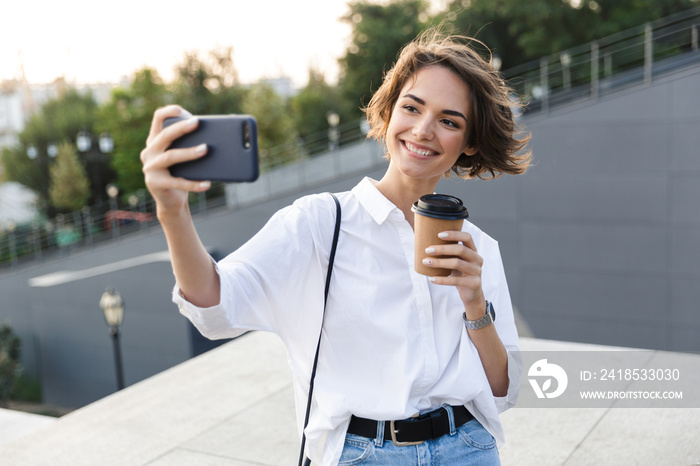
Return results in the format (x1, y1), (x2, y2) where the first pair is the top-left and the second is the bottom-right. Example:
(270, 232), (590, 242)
(422, 230), (486, 310)
(413, 194), (485, 310)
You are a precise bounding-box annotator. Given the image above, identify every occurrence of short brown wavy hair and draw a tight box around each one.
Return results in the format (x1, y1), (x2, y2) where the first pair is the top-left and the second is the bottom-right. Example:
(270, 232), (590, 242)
(365, 29), (531, 179)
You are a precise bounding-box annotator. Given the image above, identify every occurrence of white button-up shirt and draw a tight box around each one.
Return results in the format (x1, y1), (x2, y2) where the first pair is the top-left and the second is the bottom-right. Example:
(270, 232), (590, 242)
(174, 177), (521, 465)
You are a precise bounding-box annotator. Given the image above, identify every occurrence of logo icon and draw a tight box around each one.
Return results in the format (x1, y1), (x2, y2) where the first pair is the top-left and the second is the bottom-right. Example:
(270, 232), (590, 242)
(528, 359), (568, 399)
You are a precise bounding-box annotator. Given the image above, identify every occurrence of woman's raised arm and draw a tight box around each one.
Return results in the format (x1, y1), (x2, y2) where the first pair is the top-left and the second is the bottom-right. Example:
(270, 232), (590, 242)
(141, 105), (220, 307)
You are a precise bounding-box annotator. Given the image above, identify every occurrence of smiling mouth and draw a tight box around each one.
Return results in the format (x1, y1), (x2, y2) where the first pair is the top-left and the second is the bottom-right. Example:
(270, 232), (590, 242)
(403, 140), (438, 157)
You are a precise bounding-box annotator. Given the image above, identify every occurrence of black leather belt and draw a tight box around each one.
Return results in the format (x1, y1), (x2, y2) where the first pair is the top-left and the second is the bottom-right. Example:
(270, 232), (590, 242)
(347, 405), (474, 446)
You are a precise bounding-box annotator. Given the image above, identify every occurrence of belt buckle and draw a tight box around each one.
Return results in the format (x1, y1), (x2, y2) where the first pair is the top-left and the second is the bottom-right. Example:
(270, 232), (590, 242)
(390, 414), (423, 446)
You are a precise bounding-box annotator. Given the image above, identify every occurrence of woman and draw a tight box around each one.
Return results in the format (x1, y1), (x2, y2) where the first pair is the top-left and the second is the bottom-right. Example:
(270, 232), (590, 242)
(141, 30), (531, 465)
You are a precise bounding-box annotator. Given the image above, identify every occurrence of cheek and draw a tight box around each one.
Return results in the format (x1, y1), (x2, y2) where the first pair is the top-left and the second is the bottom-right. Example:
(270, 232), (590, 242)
(385, 116), (409, 150)
(444, 132), (469, 155)
(386, 110), (404, 136)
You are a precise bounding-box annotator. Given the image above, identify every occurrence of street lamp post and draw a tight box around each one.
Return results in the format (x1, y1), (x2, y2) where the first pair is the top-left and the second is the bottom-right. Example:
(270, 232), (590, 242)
(326, 111), (340, 151)
(77, 131), (114, 203)
(106, 183), (120, 239)
(98, 133), (114, 154)
(47, 143), (58, 158)
(560, 52), (572, 90)
(491, 54), (502, 72)
(26, 143), (57, 209)
(7, 221), (17, 266)
(100, 287), (125, 391)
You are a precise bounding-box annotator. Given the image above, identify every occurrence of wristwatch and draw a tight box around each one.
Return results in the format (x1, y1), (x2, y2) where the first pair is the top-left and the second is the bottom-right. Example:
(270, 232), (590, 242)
(463, 301), (496, 330)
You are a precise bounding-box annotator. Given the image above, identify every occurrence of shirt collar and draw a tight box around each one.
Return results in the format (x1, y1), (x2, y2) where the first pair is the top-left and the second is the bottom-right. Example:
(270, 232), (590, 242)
(352, 177), (400, 225)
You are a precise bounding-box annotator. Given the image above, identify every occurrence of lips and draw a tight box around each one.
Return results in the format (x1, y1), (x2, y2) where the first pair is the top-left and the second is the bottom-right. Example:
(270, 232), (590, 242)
(403, 140), (438, 157)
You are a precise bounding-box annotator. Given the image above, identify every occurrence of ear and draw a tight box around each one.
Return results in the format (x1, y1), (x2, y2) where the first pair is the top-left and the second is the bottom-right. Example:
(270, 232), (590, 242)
(462, 145), (478, 156)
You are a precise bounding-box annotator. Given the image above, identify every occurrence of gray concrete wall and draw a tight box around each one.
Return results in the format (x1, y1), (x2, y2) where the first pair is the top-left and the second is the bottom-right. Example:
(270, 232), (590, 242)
(521, 64), (700, 351)
(454, 62), (700, 352)
(1, 62), (698, 408)
(0, 231), (189, 407)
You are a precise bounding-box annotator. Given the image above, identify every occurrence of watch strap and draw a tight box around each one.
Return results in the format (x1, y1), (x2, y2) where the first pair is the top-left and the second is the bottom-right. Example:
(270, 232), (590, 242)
(463, 301), (496, 330)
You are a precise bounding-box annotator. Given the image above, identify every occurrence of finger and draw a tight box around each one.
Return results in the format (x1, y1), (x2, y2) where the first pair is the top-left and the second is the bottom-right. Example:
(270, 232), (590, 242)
(421, 256), (481, 276)
(146, 171), (212, 194)
(146, 105), (192, 146)
(425, 244), (483, 266)
(143, 144), (207, 171)
(147, 116), (200, 154)
(171, 178), (212, 193)
(438, 231), (477, 251)
(147, 105), (186, 143)
(428, 274), (482, 290)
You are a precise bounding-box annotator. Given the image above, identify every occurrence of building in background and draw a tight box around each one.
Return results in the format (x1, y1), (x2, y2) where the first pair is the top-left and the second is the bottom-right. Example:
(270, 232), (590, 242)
(0, 181), (39, 230)
(0, 76), (116, 152)
(0, 80), (28, 150)
(259, 77), (297, 99)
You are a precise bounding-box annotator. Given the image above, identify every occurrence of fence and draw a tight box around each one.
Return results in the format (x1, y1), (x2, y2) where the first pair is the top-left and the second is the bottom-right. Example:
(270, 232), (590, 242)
(505, 7), (700, 114)
(0, 119), (368, 270)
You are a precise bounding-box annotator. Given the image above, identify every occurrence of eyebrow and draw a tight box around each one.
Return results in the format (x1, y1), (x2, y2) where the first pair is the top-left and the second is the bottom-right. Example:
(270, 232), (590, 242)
(403, 93), (468, 121)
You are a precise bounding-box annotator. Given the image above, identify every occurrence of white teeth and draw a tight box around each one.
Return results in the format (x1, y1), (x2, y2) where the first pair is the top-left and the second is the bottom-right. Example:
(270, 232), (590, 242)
(405, 141), (436, 156)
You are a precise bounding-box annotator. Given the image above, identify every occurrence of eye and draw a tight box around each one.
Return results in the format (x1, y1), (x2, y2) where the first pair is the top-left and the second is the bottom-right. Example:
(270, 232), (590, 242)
(402, 105), (419, 113)
(440, 118), (459, 129)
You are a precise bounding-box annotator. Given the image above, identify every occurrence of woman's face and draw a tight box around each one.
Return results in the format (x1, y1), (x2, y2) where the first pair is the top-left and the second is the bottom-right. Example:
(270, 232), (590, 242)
(385, 65), (476, 183)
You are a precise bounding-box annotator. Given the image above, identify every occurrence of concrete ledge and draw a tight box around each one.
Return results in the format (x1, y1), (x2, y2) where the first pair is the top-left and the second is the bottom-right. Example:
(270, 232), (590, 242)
(0, 408), (57, 447)
(0, 332), (698, 465)
(500, 338), (700, 466)
(0, 332), (295, 466)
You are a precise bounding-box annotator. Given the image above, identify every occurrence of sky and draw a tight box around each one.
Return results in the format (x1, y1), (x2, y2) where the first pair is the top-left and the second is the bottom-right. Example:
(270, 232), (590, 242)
(0, 0), (362, 88)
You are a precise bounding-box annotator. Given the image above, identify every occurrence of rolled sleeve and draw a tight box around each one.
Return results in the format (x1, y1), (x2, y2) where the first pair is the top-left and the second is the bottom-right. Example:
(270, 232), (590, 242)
(482, 238), (522, 413)
(494, 348), (522, 412)
(172, 259), (248, 340)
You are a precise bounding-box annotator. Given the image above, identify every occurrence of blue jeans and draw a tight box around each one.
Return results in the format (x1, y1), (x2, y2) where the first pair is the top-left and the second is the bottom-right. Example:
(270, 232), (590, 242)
(338, 406), (500, 465)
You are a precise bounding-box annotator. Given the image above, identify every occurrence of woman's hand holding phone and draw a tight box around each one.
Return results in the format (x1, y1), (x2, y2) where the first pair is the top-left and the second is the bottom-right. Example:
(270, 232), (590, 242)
(141, 105), (222, 308)
(141, 105), (211, 217)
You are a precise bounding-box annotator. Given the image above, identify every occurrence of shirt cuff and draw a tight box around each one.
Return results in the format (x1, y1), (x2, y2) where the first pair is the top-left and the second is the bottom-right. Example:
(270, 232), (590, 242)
(171, 259), (245, 340)
(493, 349), (522, 413)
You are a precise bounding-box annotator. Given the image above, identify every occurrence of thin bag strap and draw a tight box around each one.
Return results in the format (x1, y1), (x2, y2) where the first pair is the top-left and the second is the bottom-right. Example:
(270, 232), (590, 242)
(298, 192), (341, 466)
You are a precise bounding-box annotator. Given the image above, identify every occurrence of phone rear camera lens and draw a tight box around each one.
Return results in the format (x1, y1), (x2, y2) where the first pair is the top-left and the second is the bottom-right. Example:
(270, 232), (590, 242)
(243, 122), (251, 149)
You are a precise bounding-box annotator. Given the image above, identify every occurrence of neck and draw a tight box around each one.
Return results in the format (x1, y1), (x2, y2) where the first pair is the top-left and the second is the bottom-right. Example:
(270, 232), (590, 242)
(375, 166), (440, 229)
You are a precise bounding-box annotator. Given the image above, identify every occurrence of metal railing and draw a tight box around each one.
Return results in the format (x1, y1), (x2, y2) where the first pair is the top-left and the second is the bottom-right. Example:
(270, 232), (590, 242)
(0, 120), (368, 270)
(505, 7), (700, 114)
(260, 118), (369, 171)
(4, 7), (700, 269)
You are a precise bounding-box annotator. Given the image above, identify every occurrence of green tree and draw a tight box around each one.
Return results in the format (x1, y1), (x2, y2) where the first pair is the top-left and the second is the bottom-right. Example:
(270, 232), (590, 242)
(0, 323), (22, 408)
(1, 87), (100, 213)
(442, 0), (700, 70)
(96, 68), (170, 195)
(49, 142), (91, 211)
(436, 0), (528, 71)
(290, 68), (354, 146)
(241, 82), (299, 168)
(1, 146), (40, 202)
(338, 0), (432, 115)
(170, 46), (246, 115)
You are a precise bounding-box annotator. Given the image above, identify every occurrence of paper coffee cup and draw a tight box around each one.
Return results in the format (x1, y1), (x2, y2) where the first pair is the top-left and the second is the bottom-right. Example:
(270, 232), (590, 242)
(412, 194), (469, 277)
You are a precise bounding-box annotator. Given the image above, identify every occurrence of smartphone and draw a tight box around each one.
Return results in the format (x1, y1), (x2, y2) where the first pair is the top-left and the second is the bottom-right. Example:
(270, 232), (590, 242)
(164, 115), (259, 182)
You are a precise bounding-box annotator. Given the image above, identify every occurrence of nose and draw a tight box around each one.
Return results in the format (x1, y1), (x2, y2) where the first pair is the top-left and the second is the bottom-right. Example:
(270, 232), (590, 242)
(412, 116), (434, 141)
